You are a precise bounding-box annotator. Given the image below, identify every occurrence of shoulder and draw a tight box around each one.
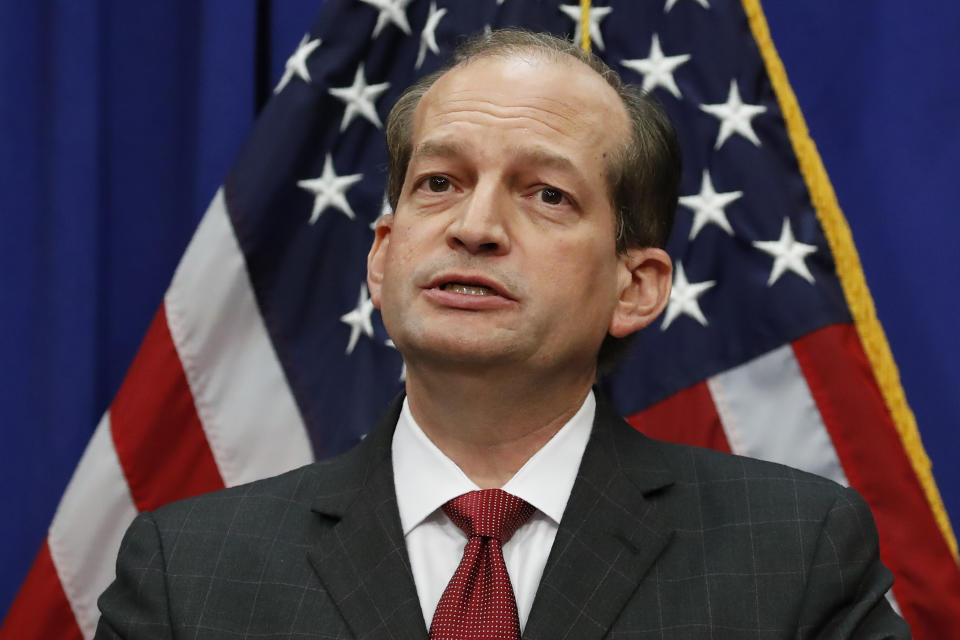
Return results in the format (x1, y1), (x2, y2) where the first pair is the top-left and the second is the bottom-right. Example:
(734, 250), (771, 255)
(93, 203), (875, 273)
(151, 463), (318, 522)
(660, 436), (874, 527)
(598, 404), (862, 523)
(149, 392), (403, 520)
(586, 404), (907, 635)
(146, 436), (378, 535)
(657, 435), (842, 491)
(659, 428), (855, 506)
(611, 419), (889, 577)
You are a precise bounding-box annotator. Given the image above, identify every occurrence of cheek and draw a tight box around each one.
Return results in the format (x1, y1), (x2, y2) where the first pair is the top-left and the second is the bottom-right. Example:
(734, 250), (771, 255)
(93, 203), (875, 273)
(381, 225), (417, 276)
(566, 237), (618, 285)
(537, 241), (619, 315)
(378, 224), (432, 311)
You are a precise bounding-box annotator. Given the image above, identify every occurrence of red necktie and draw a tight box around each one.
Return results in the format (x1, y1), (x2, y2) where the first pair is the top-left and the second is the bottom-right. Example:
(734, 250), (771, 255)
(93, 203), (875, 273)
(429, 489), (536, 640)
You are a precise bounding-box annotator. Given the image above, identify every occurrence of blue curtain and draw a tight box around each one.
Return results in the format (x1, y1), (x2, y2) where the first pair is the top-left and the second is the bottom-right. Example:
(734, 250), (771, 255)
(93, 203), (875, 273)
(2, 0), (958, 618)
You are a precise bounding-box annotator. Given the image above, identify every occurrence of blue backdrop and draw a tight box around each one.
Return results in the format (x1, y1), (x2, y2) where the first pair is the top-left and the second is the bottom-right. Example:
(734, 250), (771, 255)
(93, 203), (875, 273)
(2, 0), (958, 619)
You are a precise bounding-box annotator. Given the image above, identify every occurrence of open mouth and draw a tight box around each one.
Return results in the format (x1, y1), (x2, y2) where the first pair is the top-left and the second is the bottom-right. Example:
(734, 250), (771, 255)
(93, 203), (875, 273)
(423, 275), (515, 310)
(440, 282), (497, 296)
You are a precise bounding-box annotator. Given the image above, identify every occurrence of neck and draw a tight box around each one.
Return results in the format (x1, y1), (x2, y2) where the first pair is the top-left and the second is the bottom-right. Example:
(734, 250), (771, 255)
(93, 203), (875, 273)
(403, 363), (595, 489)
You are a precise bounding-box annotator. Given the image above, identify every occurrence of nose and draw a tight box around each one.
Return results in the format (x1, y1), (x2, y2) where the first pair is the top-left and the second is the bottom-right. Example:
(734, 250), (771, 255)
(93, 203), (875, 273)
(445, 182), (510, 255)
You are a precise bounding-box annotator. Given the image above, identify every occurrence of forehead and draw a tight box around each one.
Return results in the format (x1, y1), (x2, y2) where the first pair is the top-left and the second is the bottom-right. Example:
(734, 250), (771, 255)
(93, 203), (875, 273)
(411, 54), (629, 156)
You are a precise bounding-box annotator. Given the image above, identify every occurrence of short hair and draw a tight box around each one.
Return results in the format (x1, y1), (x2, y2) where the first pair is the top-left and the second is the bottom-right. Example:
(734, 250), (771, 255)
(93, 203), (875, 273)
(383, 29), (682, 373)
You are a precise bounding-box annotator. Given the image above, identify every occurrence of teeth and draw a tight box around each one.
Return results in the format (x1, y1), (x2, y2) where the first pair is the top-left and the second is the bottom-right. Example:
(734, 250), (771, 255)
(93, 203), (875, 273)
(442, 283), (495, 296)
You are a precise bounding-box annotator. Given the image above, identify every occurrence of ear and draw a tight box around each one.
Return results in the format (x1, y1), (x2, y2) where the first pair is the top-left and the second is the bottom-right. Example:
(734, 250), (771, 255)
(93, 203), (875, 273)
(608, 247), (672, 337)
(366, 213), (394, 309)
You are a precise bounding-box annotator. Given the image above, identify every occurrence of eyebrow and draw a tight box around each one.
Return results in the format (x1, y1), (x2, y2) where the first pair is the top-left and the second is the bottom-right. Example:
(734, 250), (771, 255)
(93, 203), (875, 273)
(411, 140), (464, 161)
(412, 140), (579, 176)
(507, 146), (577, 174)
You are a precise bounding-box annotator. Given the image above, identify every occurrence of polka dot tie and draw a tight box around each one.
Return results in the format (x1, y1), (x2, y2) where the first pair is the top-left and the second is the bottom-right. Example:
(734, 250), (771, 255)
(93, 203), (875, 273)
(429, 489), (536, 640)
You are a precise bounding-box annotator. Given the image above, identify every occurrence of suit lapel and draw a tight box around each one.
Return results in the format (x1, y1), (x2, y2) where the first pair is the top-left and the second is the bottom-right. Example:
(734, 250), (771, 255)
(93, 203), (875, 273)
(524, 395), (676, 640)
(306, 397), (428, 640)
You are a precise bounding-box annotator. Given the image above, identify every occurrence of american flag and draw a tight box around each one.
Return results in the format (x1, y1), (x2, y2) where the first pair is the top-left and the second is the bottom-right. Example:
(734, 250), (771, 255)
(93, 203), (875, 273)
(3, 0), (958, 637)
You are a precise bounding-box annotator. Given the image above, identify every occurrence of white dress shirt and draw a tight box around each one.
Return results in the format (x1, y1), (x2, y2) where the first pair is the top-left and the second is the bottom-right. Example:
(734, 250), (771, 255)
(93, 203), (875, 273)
(391, 391), (595, 632)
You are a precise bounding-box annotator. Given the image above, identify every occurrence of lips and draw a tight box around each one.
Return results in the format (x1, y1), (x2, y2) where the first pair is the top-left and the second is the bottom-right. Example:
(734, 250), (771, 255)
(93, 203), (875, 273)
(425, 273), (514, 300)
(422, 273), (517, 310)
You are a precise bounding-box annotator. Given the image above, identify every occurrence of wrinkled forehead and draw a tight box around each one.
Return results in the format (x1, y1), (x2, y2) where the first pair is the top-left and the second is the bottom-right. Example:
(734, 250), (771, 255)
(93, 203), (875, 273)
(412, 52), (630, 152)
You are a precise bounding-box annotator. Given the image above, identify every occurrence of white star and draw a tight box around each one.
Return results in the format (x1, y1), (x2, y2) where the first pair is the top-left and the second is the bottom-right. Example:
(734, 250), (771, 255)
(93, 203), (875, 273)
(416, 2), (447, 70)
(753, 218), (818, 286)
(328, 64), (391, 131)
(297, 154), (363, 223)
(621, 34), (691, 98)
(341, 284), (376, 355)
(678, 170), (743, 240)
(700, 79), (767, 149)
(359, 0), (412, 38)
(665, 0), (710, 12)
(559, 4), (613, 52)
(274, 34), (321, 94)
(661, 262), (716, 330)
(385, 339), (407, 381)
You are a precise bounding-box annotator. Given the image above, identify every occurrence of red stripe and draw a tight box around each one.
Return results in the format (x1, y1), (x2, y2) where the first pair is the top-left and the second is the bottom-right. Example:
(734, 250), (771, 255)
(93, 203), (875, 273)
(110, 304), (224, 511)
(625, 380), (732, 453)
(792, 323), (960, 637)
(0, 540), (83, 640)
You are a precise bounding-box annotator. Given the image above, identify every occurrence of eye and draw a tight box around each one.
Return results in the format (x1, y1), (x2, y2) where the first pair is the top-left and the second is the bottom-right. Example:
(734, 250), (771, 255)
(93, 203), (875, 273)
(539, 187), (566, 205)
(427, 175), (450, 192)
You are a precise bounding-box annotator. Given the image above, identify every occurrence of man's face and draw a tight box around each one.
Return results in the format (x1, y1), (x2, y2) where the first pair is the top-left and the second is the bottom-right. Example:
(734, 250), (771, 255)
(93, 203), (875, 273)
(368, 54), (633, 378)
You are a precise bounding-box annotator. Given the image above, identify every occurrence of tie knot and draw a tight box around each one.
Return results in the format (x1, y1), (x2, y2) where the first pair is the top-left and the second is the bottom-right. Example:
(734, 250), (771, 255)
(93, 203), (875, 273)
(442, 489), (535, 543)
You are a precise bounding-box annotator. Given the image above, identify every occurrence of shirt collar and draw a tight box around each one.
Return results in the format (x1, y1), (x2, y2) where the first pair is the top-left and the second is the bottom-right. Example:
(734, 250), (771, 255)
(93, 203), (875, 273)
(391, 391), (595, 535)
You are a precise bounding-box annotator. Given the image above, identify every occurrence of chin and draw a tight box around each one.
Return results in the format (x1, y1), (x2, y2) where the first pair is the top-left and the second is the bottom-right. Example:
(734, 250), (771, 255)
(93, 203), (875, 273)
(399, 333), (527, 370)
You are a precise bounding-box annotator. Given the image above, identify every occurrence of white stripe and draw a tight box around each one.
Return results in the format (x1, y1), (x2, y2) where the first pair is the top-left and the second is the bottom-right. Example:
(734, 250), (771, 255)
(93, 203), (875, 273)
(165, 188), (313, 487)
(48, 412), (138, 639)
(706, 343), (848, 486)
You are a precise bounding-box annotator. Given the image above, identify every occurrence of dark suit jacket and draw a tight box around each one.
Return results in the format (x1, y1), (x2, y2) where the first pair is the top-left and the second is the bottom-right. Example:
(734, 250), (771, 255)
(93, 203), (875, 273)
(96, 395), (909, 639)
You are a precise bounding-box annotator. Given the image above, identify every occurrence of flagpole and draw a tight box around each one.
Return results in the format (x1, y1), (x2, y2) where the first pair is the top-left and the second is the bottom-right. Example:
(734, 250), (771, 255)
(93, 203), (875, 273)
(579, 0), (591, 52)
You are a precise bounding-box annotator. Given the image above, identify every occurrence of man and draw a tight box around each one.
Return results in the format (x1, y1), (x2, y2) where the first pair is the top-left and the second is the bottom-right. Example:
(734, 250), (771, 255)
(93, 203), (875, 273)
(96, 30), (909, 639)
